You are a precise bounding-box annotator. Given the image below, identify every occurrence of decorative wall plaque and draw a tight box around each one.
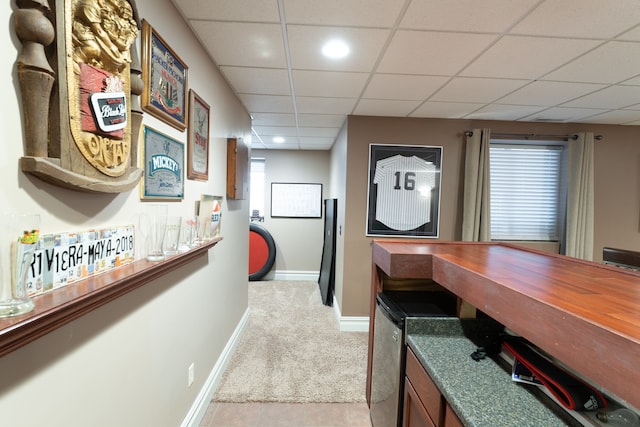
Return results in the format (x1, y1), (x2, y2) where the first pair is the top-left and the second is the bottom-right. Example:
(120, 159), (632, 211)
(13, 0), (144, 193)
(141, 20), (189, 131)
(141, 126), (184, 200)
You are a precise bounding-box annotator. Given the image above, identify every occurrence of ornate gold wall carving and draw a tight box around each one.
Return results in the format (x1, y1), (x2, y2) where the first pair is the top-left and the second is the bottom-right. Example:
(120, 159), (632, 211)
(14, 0), (144, 193)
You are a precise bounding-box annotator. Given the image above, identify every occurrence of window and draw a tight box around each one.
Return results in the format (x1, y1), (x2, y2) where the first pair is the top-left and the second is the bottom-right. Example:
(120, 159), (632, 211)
(489, 142), (567, 241)
(250, 158), (265, 221)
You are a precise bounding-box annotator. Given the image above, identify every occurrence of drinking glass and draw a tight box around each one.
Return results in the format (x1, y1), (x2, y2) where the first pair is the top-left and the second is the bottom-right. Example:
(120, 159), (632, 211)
(0, 213), (40, 317)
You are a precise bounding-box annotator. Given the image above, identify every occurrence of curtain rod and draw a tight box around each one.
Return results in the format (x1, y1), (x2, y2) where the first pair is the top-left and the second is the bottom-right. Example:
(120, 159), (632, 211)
(464, 131), (603, 141)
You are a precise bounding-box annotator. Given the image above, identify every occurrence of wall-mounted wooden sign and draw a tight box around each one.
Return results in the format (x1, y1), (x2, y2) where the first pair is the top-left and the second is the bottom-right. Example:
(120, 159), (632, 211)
(14, 0), (144, 193)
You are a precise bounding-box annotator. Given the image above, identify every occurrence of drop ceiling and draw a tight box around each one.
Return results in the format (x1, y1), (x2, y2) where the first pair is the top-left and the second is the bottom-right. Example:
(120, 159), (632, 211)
(171, 0), (640, 150)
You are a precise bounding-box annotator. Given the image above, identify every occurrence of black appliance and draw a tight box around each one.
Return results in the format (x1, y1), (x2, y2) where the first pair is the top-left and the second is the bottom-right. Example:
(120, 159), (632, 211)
(370, 290), (456, 427)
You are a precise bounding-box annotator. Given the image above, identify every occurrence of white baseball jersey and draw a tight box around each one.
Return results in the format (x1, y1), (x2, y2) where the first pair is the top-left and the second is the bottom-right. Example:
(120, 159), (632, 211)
(373, 155), (436, 231)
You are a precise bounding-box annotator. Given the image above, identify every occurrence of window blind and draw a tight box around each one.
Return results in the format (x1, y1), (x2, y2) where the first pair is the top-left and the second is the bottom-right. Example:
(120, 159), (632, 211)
(489, 145), (563, 241)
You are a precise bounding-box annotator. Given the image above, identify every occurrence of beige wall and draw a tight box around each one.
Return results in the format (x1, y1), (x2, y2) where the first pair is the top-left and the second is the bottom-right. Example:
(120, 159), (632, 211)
(339, 116), (640, 317)
(252, 150), (330, 274)
(0, 1), (251, 426)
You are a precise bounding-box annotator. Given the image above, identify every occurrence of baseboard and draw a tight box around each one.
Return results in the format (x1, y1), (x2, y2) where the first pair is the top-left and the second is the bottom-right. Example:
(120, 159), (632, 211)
(339, 316), (369, 332)
(181, 307), (250, 427)
(333, 294), (369, 332)
(273, 270), (319, 281)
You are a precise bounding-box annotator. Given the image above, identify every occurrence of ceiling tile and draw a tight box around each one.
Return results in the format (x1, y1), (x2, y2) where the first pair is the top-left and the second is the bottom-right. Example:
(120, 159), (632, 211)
(377, 31), (497, 75)
(431, 77), (528, 103)
(618, 25), (640, 41)
(464, 104), (546, 121)
(239, 94), (294, 113)
(297, 114), (346, 127)
(292, 70), (369, 97)
(522, 107), (610, 122)
(173, 0), (280, 21)
(252, 126), (299, 137)
(544, 41), (640, 84)
(461, 36), (601, 79)
(410, 102), (486, 119)
(400, 0), (538, 32)
(287, 25), (390, 72)
(498, 81), (606, 106)
(251, 113), (296, 126)
(574, 110), (640, 124)
(363, 74), (449, 100)
(622, 76), (640, 85)
(298, 137), (335, 149)
(511, 0), (640, 39)
(174, 0), (640, 150)
(353, 99), (421, 116)
(262, 142), (300, 150)
(283, 0), (405, 27)
(297, 127), (340, 138)
(220, 66), (291, 95)
(190, 21), (286, 68)
(295, 97), (357, 114)
(561, 85), (640, 109)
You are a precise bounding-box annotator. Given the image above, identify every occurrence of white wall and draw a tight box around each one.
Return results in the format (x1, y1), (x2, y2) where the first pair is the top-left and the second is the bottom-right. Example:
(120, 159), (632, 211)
(251, 149), (330, 277)
(0, 1), (251, 426)
(328, 124), (348, 311)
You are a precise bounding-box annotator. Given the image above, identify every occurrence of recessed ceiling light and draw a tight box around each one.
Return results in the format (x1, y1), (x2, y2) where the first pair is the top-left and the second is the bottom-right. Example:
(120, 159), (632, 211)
(273, 136), (285, 143)
(322, 40), (350, 59)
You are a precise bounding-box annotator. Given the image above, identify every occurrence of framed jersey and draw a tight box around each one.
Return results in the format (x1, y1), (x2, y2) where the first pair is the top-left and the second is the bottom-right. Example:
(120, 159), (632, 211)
(366, 144), (442, 238)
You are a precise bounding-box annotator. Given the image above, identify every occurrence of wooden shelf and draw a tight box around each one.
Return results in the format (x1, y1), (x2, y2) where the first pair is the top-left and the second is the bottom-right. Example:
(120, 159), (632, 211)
(0, 237), (222, 358)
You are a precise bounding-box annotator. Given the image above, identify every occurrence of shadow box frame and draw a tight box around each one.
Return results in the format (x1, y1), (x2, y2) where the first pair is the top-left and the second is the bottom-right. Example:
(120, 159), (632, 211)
(366, 144), (442, 238)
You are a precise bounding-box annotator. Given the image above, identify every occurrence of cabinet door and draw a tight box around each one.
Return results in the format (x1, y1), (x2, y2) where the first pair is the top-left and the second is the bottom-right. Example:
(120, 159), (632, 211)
(405, 347), (443, 425)
(444, 403), (464, 427)
(403, 378), (436, 427)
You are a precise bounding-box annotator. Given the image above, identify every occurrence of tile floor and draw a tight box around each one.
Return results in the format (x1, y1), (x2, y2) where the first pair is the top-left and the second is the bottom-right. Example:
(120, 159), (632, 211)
(200, 401), (372, 427)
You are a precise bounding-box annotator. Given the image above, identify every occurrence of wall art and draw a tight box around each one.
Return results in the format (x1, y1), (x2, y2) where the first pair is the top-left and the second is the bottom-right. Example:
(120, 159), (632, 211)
(141, 19), (188, 131)
(187, 90), (210, 180)
(141, 126), (184, 200)
(366, 144), (442, 238)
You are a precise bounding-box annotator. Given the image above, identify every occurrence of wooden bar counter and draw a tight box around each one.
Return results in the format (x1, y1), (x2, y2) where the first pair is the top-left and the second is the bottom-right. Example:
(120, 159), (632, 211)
(368, 240), (640, 412)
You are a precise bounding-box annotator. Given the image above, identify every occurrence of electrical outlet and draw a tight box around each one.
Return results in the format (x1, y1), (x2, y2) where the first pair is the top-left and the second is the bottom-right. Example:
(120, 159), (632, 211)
(188, 363), (195, 388)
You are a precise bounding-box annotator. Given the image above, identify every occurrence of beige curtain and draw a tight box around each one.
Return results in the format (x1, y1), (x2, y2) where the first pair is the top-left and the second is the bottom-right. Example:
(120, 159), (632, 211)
(564, 132), (595, 260)
(462, 128), (491, 241)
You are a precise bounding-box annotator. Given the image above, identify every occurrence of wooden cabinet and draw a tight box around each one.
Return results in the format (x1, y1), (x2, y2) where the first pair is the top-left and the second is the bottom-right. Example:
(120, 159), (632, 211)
(404, 379), (436, 427)
(404, 347), (464, 427)
(444, 403), (464, 427)
(226, 137), (249, 200)
(404, 347), (442, 427)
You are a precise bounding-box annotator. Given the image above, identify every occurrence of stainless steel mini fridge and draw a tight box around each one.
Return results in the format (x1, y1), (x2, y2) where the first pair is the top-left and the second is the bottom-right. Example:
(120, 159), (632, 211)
(369, 291), (456, 427)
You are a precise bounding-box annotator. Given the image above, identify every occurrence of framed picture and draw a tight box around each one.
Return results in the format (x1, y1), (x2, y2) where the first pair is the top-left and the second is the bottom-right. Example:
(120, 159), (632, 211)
(141, 20), (188, 131)
(141, 126), (184, 200)
(271, 183), (322, 218)
(187, 90), (210, 180)
(366, 144), (442, 238)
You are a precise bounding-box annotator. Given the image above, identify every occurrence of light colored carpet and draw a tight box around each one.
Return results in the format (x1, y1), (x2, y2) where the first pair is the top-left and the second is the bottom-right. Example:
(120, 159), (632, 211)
(213, 280), (368, 403)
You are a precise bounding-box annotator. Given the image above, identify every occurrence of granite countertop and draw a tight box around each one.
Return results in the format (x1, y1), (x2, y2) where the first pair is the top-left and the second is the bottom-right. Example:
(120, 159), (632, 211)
(405, 317), (580, 427)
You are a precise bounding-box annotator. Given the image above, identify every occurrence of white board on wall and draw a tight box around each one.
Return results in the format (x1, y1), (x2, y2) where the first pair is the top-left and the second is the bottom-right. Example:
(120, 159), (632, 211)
(270, 182), (322, 218)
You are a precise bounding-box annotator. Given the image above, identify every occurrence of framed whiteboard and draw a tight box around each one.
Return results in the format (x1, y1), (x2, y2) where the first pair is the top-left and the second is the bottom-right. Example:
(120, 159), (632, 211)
(271, 182), (322, 218)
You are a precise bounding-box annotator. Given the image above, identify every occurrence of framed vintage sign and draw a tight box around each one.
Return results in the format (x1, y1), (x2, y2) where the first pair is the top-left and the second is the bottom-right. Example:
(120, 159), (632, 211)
(141, 20), (188, 131)
(366, 144), (442, 238)
(141, 126), (184, 200)
(187, 90), (210, 180)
